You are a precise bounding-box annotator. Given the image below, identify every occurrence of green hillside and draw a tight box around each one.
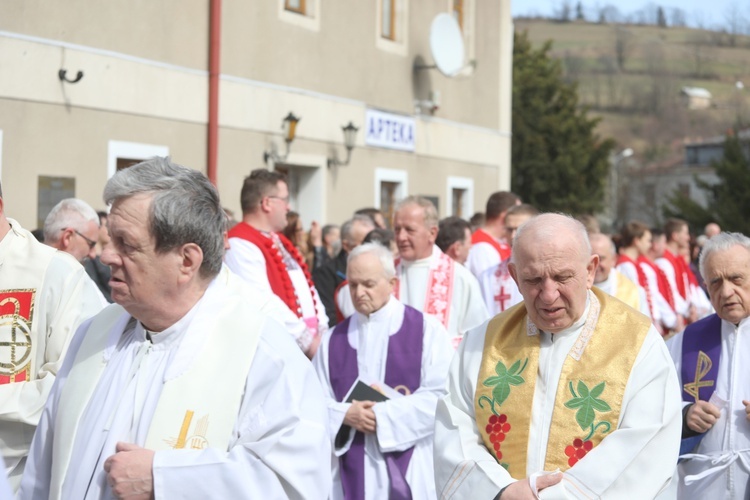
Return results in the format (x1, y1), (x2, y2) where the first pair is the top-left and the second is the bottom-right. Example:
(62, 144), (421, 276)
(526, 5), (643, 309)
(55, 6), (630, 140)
(514, 19), (750, 161)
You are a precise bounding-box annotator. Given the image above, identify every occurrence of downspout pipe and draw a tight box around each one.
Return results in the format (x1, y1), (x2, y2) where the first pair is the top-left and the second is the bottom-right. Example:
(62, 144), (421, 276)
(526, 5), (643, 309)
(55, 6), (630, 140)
(207, 0), (221, 185)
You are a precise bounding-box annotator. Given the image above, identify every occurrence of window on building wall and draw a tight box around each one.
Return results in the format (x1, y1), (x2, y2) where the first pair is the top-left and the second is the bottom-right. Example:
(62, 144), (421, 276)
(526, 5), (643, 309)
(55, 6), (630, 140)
(376, 0), (408, 54)
(447, 176), (474, 219)
(285, 0), (305, 14)
(452, 0), (464, 30)
(380, 181), (399, 227)
(38, 176), (75, 229)
(116, 158), (143, 171)
(381, 0), (396, 40)
(448, 0), (475, 75)
(452, 188), (466, 217)
(278, 0), (319, 31)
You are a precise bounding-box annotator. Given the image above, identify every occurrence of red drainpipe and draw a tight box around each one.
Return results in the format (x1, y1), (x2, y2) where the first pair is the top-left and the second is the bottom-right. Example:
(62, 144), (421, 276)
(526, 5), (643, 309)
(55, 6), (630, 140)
(207, 0), (221, 185)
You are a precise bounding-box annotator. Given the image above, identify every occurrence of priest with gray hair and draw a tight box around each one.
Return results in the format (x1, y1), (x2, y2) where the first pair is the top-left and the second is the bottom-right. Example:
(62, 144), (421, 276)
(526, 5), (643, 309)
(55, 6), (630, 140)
(20, 157), (331, 500)
(667, 231), (750, 499)
(313, 242), (453, 499)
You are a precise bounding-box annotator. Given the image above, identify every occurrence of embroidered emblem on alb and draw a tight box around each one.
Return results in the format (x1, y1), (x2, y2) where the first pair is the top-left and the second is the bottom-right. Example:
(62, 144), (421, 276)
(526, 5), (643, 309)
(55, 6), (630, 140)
(563, 380), (612, 466)
(683, 350), (714, 402)
(165, 410), (210, 450)
(0, 290), (35, 384)
(478, 358), (528, 469)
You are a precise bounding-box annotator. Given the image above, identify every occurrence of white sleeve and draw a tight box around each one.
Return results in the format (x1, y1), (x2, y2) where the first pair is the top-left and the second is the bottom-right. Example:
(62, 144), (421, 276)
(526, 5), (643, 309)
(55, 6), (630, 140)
(455, 268), (491, 336)
(19, 316), (96, 500)
(467, 243), (499, 280)
(151, 322), (332, 500)
(373, 316), (453, 453)
(544, 328), (682, 499)
(479, 266), (499, 317)
(0, 258), (103, 428)
(434, 321), (514, 499)
(616, 262), (638, 286)
(224, 238), (273, 294)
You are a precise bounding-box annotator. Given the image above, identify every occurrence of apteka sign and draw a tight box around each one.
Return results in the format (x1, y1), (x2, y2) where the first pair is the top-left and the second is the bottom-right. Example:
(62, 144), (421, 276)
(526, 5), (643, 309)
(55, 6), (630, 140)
(365, 109), (415, 152)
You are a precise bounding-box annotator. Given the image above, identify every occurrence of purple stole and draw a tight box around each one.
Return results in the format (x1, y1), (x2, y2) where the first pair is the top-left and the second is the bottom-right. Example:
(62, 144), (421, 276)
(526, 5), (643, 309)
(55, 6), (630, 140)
(681, 314), (722, 403)
(680, 313), (722, 454)
(328, 305), (424, 500)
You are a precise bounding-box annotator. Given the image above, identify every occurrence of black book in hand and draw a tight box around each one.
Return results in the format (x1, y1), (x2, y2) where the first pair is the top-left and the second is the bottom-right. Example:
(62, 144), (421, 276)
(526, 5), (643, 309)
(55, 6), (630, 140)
(335, 380), (389, 448)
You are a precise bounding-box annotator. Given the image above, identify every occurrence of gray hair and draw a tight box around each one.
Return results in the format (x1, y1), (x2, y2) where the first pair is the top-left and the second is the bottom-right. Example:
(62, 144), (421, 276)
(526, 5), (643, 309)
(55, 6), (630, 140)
(699, 232), (750, 278)
(347, 242), (396, 279)
(341, 214), (376, 247)
(43, 198), (99, 243)
(103, 156), (225, 279)
(394, 196), (439, 229)
(511, 213), (591, 264)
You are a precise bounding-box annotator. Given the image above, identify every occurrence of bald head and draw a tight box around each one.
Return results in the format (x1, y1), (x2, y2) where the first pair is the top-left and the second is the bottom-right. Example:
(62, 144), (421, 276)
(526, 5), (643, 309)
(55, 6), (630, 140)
(512, 213), (591, 264)
(509, 213), (598, 333)
(589, 233), (617, 284)
(705, 222), (721, 239)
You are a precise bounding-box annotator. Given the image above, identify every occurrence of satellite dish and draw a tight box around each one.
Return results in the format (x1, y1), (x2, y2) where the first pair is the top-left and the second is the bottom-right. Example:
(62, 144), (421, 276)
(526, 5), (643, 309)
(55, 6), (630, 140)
(429, 13), (465, 77)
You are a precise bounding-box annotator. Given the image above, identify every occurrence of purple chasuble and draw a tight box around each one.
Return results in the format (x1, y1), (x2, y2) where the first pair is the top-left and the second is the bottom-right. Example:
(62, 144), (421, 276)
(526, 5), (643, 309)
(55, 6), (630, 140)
(680, 314), (722, 403)
(328, 305), (424, 500)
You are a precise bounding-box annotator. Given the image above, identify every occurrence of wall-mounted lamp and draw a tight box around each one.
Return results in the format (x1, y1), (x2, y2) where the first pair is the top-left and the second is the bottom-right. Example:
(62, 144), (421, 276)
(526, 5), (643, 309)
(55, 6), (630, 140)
(327, 121), (359, 168)
(263, 112), (301, 164)
(58, 69), (84, 84)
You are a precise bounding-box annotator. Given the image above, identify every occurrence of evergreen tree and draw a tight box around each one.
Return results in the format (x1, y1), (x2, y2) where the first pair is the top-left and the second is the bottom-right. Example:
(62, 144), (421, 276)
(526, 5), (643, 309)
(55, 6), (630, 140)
(656, 7), (667, 27)
(664, 132), (750, 234)
(511, 31), (614, 215)
(576, 1), (585, 21)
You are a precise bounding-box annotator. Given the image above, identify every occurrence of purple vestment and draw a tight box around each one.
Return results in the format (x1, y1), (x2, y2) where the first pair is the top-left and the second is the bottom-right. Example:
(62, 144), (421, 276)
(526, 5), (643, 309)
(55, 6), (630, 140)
(329, 305), (424, 500)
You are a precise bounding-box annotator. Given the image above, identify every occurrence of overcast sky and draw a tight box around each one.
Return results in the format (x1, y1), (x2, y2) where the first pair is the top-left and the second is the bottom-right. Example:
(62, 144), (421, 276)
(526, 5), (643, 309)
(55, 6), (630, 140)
(511, 0), (747, 29)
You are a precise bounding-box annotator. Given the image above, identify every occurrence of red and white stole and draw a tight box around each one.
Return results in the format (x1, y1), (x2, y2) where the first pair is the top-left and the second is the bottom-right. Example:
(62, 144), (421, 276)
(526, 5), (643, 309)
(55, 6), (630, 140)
(394, 247), (455, 330)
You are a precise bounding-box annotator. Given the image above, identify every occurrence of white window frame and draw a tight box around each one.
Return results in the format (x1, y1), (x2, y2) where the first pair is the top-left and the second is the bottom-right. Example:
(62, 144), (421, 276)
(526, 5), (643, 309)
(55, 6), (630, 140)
(107, 140), (169, 179)
(376, 0), (409, 56)
(374, 167), (408, 209)
(447, 0), (476, 76)
(278, 0), (320, 32)
(446, 176), (474, 219)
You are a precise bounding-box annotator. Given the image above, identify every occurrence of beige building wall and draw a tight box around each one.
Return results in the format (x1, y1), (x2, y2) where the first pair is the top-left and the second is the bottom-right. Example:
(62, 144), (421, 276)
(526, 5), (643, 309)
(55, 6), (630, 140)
(0, 0), (512, 230)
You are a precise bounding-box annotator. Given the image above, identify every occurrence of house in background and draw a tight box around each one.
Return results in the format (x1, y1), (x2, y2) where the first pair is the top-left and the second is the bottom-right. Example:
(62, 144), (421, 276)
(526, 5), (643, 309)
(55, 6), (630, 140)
(681, 86), (713, 110)
(0, 1), (513, 230)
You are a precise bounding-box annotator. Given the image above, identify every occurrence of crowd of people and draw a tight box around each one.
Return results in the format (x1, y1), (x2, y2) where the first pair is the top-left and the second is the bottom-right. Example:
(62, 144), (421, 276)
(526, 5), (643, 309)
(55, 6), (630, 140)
(1, 156), (748, 499)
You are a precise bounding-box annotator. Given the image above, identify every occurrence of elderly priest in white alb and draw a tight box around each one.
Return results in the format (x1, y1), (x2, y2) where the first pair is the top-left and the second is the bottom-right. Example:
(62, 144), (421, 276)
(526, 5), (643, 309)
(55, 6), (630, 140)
(19, 158), (331, 500)
(667, 232), (750, 499)
(313, 243), (453, 499)
(392, 196), (489, 349)
(434, 213), (682, 499)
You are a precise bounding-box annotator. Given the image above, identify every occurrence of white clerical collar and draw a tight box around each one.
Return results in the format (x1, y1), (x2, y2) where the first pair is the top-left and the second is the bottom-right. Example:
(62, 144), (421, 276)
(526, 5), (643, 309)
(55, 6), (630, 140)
(355, 295), (400, 325)
(136, 296), (203, 350)
(402, 245), (438, 268)
(536, 293), (592, 339)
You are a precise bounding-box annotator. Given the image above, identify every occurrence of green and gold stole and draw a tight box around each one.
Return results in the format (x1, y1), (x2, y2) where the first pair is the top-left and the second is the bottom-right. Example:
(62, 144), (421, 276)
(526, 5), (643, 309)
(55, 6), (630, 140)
(474, 288), (650, 478)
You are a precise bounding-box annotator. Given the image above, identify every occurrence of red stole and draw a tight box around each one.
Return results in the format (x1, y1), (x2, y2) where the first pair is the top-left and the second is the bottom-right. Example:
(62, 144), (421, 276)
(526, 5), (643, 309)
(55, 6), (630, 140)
(661, 249), (688, 300)
(394, 250), (455, 331)
(228, 222), (316, 318)
(639, 257), (675, 311)
(471, 229), (510, 261)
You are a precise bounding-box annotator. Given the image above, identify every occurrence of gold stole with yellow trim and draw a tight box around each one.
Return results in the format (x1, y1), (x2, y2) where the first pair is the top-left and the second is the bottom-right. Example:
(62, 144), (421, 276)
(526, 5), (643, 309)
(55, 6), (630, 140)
(473, 288), (650, 478)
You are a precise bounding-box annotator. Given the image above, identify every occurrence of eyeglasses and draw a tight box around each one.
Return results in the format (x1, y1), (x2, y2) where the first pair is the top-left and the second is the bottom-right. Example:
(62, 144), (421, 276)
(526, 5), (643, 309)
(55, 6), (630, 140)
(267, 195), (290, 204)
(67, 228), (97, 250)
